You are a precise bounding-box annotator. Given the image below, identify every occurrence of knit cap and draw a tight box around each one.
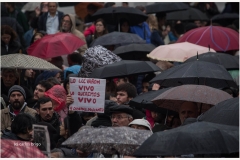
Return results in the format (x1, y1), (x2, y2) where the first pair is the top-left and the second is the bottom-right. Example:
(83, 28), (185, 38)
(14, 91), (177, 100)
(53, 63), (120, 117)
(8, 85), (26, 100)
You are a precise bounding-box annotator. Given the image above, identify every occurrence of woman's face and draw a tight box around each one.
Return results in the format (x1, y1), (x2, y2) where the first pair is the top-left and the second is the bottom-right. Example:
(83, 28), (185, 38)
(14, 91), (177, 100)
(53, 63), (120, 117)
(1, 34), (11, 45)
(55, 73), (61, 82)
(34, 35), (42, 42)
(121, 22), (129, 33)
(95, 21), (105, 33)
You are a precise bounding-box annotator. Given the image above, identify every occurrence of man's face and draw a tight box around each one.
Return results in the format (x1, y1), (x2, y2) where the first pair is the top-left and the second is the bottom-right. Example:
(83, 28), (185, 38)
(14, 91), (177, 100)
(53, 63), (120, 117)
(2, 71), (17, 87)
(33, 84), (46, 100)
(9, 91), (25, 110)
(48, 2), (57, 15)
(142, 82), (149, 93)
(130, 124), (148, 130)
(111, 112), (132, 127)
(38, 101), (54, 121)
(61, 16), (72, 32)
(194, 20), (202, 27)
(24, 69), (33, 78)
(179, 102), (199, 124)
(116, 91), (131, 105)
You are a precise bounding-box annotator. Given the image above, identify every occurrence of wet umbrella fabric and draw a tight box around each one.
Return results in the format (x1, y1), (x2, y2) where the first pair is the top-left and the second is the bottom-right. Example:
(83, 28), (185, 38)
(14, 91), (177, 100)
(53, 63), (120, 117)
(177, 25), (239, 52)
(145, 2), (189, 14)
(133, 121), (239, 157)
(62, 126), (152, 156)
(27, 32), (86, 59)
(150, 61), (238, 89)
(92, 7), (148, 26)
(151, 84), (232, 113)
(185, 52), (239, 70)
(166, 8), (209, 21)
(211, 13), (239, 26)
(90, 32), (146, 47)
(113, 43), (156, 60)
(198, 97), (239, 126)
(89, 60), (160, 79)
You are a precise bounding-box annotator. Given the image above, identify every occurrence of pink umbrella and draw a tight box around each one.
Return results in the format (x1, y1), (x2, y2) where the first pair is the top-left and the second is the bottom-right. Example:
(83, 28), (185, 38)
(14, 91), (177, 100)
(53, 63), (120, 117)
(147, 42), (216, 62)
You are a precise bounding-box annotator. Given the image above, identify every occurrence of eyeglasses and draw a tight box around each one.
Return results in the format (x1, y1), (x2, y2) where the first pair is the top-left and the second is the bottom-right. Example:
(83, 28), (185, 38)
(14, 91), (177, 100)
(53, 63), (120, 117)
(110, 115), (129, 120)
(62, 20), (71, 24)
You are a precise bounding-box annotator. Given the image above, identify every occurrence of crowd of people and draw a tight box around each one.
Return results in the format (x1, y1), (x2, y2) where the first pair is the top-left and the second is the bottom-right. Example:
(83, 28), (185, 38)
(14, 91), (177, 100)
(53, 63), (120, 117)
(1, 2), (239, 158)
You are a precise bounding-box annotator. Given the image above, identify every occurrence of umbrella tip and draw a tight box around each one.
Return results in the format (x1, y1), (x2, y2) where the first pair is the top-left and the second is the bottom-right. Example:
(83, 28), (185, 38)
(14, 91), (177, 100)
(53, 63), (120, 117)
(197, 52), (198, 60)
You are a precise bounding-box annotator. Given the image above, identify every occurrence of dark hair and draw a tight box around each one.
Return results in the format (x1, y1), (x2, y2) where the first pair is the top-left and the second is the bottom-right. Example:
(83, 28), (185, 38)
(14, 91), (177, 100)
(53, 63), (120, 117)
(1, 25), (18, 41)
(67, 52), (83, 65)
(116, 82), (137, 98)
(87, 3), (98, 11)
(50, 56), (64, 69)
(46, 77), (61, 85)
(35, 96), (52, 109)
(184, 23), (198, 33)
(135, 5), (145, 12)
(2, 68), (19, 78)
(174, 23), (185, 35)
(37, 80), (53, 91)
(94, 18), (108, 38)
(11, 113), (36, 134)
(104, 2), (115, 8)
(142, 73), (156, 83)
(30, 31), (46, 45)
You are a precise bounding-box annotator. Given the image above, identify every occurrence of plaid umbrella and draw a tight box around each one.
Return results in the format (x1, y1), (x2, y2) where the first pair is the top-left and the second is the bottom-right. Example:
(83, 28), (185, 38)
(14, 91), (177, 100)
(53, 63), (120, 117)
(1, 139), (46, 158)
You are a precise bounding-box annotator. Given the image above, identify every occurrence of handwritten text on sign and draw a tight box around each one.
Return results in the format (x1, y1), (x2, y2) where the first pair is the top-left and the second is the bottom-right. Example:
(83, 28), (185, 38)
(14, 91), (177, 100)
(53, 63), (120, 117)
(69, 78), (106, 113)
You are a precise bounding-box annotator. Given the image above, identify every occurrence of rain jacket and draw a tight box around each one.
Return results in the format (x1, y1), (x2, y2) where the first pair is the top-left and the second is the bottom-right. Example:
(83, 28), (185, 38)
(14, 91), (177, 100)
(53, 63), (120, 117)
(59, 14), (88, 55)
(130, 22), (151, 44)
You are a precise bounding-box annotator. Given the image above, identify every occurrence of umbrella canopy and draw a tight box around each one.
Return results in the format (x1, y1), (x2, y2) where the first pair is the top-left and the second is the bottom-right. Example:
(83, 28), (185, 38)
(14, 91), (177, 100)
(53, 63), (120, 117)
(150, 61), (238, 89)
(166, 7), (209, 21)
(90, 32), (146, 47)
(27, 32), (86, 59)
(133, 121), (239, 157)
(113, 43), (156, 60)
(62, 126), (152, 156)
(211, 13), (239, 26)
(89, 60), (161, 79)
(1, 53), (61, 71)
(198, 97), (239, 126)
(129, 88), (177, 115)
(145, 2), (189, 14)
(74, 2), (103, 20)
(1, 139), (46, 158)
(147, 42), (216, 62)
(151, 84), (232, 113)
(177, 26), (239, 52)
(185, 52), (239, 70)
(92, 7), (148, 26)
(21, 2), (41, 11)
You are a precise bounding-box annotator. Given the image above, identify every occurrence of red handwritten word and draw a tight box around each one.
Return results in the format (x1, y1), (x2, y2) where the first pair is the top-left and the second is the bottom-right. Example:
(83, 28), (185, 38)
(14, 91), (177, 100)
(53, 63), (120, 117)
(78, 92), (100, 97)
(87, 79), (100, 84)
(78, 97), (96, 104)
(79, 86), (94, 91)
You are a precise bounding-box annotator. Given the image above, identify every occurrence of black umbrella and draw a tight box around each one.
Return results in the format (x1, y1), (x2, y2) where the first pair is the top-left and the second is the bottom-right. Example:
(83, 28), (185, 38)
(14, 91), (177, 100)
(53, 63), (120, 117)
(133, 121), (239, 157)
(89, 60), (161, 79)
(58, 2), (79, 7)
(92, 6), (148, 26)
(185, 52), (239, 70)
(211, 13), (239, 26)
(145, 2), (189, 14)
(90, 32), (146, 47)
(166, 8), (209, 21)
(150, 61), (238, 89)
(129, 88), (176, 115)
(198, 97), (239, 126)
(113, 44), (156, 60)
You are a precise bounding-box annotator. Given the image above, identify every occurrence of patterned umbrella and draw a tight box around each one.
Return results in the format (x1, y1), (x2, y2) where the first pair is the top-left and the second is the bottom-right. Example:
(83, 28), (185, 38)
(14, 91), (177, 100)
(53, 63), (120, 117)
(1, 53), (61, 71)
(62, 126), (152, 156)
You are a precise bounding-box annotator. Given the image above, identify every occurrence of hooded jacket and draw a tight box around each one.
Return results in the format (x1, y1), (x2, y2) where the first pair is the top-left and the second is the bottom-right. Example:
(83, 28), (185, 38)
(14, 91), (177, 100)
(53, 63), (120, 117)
(59, 14), (88, 55)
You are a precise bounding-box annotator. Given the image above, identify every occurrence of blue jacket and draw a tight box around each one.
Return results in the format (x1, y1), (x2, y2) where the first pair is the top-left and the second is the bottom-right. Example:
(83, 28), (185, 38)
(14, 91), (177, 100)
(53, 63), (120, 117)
(130, 22), (151, 44)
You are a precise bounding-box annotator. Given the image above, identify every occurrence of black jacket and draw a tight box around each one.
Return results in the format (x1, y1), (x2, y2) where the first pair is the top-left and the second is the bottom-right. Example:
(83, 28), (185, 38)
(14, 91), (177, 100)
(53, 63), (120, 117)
(1, 131), (28, 141)
(1, 40), (24, 55)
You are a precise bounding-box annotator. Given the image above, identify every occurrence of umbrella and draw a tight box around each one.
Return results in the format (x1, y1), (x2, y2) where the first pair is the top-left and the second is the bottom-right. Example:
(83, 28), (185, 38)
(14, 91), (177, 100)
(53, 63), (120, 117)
(62, 126), (152, 156)
(27, 32), (86, 59)
(147, 42), (216, 62)
(145, 2), (189, 14)
(198, 97), (239, 126)
(1, 139), (46, 158)
(113, 43), (156, 60)
(166, 8), (209, 21)
(133, 121), (239, 157)
(185, 52), (239, 70)
(211, 13), (239, 26)
(74, 2), (104, 20)
(90, 32), (146, 47)
(129, 88), (177, 115)
(92, 6), (148, 26)
(1, 53), (61, 71)
(21, 2), (41, 11)
(177, 26), (239, 52)
(89, 60), (161, 79)
(151, 84), (232, 113)
(150, 61), (238, 89)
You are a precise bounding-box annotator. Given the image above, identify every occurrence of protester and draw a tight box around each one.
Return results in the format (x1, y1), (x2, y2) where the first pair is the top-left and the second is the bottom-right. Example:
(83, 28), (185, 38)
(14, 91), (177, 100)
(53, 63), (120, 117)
(129, 119), (152, 131)
(179, 101), (199, 124)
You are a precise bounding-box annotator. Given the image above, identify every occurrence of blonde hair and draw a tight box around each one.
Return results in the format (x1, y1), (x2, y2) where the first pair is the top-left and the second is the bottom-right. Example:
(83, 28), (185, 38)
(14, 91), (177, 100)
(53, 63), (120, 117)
(146, 14), (159, 32)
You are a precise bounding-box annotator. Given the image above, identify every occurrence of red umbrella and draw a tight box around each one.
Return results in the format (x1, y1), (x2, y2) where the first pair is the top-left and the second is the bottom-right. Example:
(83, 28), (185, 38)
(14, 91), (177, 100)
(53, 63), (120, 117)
(1, 139), (46, 158)
(27, 32), (85, 59)
(177, 26), (239, 52)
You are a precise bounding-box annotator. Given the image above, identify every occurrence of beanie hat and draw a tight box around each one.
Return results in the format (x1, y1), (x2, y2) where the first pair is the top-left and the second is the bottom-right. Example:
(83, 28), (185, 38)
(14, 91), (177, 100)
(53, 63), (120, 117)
(8, 85), (26, 100)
